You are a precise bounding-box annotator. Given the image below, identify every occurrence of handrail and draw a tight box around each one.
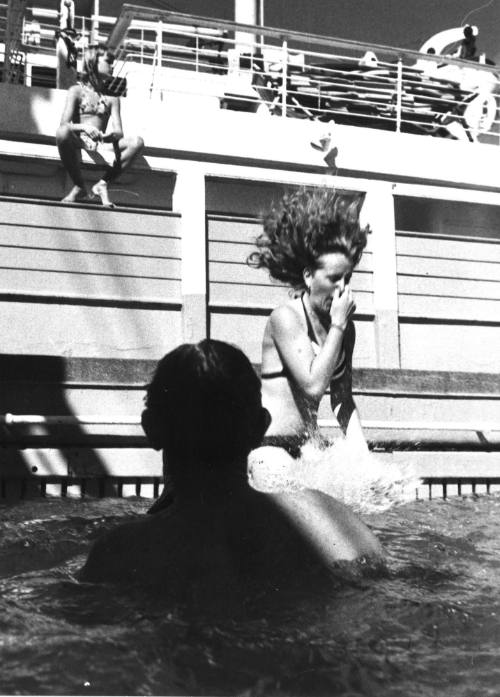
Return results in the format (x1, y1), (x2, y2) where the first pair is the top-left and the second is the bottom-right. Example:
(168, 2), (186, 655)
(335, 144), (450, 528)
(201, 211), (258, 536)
(2, 413), (499, 433)
(113, 4), (499, 74)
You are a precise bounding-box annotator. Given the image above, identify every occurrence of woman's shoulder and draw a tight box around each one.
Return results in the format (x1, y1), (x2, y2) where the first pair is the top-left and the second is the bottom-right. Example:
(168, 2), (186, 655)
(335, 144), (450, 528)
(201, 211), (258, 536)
(67, 83), (83, 98)
(269, 297), (303, 330)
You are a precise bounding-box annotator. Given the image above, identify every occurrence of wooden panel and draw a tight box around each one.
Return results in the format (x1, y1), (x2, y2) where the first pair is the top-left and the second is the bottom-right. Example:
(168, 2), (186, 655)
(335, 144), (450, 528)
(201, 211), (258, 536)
(208, 218), (262, 243)
(399, 322), (500, 372)
(0, 198), (181, 302)
(0, 269), (181, 302)
(398, 295), (500, 322)
(209, 282), (290, 308)
(398, 275), (500, 301)
(396, 234), (500, 263)
(0, 198), (181, 237)
(0, 301), (182, 358)
(1, 246), (180, 279)
(0, 447), (161, 476)
(0, 226), (181, 257)
(397, 255), (500, 282)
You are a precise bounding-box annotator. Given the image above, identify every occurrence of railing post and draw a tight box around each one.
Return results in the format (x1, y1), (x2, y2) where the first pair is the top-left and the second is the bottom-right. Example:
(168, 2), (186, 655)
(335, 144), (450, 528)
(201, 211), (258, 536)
(195, 34), (199, 72)
(281, 38), (288, 118)
(396, 57), (403, 133)
(361, 183), (400, 368)
(157, 20), (163, 72)
(173, 164), (208, 342)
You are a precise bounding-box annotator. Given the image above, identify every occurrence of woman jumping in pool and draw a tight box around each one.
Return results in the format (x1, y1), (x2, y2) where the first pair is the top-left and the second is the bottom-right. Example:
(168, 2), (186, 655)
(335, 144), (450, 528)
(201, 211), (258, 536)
(56, 44), (144, 207)
(249, 188), (370, 457)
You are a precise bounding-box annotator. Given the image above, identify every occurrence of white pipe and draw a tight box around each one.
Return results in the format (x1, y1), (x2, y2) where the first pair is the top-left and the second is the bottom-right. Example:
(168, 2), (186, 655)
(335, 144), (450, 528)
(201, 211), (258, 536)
(2, 414), (140, 426)
(320, 419), (500, 432)
(1, 414), (499, 432)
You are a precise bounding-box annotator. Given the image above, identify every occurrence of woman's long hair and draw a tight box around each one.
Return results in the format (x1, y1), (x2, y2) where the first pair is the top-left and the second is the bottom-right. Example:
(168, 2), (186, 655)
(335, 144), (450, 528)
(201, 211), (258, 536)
(80, 45), (106, 91)
(248, 188), (369, 293)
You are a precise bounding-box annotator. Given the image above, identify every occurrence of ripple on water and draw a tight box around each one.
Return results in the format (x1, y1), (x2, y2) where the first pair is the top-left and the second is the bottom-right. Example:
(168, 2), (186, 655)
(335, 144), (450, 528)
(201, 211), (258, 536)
(2, 488), (500, 695)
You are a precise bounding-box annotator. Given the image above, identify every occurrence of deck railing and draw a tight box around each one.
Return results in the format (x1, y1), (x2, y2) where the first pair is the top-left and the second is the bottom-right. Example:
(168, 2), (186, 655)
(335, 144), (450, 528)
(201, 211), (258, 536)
(107, 5), (500, 145)
(1, 3), (499, 144)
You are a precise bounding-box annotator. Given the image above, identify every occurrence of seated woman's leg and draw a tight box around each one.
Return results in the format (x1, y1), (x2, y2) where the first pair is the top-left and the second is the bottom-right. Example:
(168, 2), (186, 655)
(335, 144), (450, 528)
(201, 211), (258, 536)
(92, 135), (145, 207)
(56, 123), (87, 202)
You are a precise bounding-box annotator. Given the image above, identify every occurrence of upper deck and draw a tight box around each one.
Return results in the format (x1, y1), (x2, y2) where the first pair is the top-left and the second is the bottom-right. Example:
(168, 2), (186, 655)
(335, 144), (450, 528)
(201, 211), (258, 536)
(1, 2), (500, 191)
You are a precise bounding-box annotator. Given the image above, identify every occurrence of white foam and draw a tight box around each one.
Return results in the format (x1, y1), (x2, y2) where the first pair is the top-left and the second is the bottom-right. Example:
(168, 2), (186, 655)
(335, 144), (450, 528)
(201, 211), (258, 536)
(248, 439), (420, 514)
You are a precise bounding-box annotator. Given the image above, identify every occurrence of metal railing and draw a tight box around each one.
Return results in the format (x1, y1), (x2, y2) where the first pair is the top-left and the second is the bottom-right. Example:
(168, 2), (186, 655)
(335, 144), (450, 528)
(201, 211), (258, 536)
(1, 3), (499, 144)
(107, 6), (500, 145)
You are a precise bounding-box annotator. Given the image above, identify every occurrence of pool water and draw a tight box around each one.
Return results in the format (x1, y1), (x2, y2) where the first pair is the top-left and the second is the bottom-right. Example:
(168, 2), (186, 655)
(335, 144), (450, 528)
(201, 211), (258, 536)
(2, 490), (500, 696)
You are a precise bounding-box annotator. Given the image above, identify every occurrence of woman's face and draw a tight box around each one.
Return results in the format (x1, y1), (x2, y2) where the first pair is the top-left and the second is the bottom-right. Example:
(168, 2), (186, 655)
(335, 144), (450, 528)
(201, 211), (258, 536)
(304, 252), (353, 317)
(96, 51), (114, 78)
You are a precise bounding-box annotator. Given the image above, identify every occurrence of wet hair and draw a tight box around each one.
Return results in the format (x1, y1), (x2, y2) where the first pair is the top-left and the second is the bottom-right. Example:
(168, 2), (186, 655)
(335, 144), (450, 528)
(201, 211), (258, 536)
(248, 188), (369, 292)
(145, 340), (263, 481)
(80, 44), (112, 91)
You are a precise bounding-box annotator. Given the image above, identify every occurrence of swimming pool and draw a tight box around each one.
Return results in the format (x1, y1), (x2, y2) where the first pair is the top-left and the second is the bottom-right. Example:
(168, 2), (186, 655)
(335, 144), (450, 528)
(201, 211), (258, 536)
(1, 490), (500, 696)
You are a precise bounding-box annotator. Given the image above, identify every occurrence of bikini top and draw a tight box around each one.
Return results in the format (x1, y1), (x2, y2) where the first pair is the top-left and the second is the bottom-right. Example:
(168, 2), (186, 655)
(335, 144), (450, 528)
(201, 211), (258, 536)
(78, 84), (111, 118)
(261, 294), (347, 382)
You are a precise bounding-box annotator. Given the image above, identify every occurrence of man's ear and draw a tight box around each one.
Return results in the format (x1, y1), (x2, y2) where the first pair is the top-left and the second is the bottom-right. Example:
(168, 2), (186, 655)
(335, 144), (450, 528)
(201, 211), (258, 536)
(141, 408), (163, 451)
(249, 406), (271, 448)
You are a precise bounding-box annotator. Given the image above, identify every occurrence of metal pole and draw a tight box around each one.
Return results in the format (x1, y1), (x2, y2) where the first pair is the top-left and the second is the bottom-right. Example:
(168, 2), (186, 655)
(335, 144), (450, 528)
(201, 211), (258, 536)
(91, 0), (99, 45)
(396, 57), (402, 132)
(281, 38), (288, 118)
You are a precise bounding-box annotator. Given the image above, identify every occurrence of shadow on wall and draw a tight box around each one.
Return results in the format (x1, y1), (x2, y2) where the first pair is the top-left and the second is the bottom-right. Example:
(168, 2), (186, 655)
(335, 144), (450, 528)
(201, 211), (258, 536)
(0, 354), (110, 500)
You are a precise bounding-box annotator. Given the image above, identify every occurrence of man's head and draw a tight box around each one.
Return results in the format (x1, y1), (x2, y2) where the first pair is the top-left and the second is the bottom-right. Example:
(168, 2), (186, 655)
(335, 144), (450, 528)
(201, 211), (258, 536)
(142, 340), (270, 487)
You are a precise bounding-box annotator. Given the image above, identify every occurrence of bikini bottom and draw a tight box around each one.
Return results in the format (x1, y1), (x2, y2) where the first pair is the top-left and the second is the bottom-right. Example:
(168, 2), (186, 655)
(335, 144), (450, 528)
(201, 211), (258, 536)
(261, 434), (309, 459)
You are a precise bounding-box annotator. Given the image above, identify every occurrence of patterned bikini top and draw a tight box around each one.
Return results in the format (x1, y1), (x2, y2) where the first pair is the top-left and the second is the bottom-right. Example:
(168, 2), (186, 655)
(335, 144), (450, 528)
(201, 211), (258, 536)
(78, 84), (111, 117)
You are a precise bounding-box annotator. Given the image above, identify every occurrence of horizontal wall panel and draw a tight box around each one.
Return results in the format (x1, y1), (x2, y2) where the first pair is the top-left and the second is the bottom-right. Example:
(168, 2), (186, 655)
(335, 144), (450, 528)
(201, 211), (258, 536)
(208, 218), (262, 243)
(1, 247), (180, 280)
(0, 269), (181, 303)
(0, 447), (162, 477)
(397, 255), (500, 282)
(396, 234), (500, 264)
(0, 301), (182, 358)
(399, 322), (500, 372)
(398, 295), (500, 322)
(0, 199), (180, 237)
(209, 282), (291, 308)
(398, 275), (500, 301)
(0, 226), (181, 257)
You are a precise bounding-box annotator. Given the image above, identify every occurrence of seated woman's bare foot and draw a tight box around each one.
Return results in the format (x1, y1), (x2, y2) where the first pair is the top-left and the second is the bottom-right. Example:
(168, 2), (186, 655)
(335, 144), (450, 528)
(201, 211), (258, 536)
(91, 180), (115, 208)
(61, 185), (88, 203)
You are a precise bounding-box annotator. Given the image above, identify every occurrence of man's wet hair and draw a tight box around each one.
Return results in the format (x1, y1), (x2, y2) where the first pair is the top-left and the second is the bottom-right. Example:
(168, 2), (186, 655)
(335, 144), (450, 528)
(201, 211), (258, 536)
(145, 340), (263, 484)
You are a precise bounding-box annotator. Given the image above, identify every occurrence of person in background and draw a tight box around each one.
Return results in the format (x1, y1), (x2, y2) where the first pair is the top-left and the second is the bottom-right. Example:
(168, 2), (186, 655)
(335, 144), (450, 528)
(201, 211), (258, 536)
(248, 188), (370, 459)
(79, 339), (382, 608)
(56, 44), (144, 207)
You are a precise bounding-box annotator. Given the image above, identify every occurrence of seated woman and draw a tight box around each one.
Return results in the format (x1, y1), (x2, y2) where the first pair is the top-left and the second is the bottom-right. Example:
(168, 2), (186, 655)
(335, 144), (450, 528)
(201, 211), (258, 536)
(249, 188), (370, 458)
(79, 340), (382, 606)
(56, 44), (144, 207)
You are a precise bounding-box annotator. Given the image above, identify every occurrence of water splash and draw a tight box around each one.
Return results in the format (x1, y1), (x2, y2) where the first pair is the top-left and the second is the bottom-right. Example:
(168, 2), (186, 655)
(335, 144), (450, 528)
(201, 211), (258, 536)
(248, 439), (420, 514)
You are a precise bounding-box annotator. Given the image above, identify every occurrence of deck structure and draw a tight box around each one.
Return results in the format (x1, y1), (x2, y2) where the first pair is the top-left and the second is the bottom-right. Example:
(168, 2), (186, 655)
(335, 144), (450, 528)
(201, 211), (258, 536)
(1, 4), (500, 498)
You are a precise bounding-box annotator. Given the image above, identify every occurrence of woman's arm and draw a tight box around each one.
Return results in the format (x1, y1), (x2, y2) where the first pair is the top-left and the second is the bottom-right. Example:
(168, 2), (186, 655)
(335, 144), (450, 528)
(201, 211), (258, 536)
(59, 85), (79, 126)
(330, 322), (369, 451)
(271, 287), (354, 400)
(100, 96), (124, 143)
(59, 85), (101, 139)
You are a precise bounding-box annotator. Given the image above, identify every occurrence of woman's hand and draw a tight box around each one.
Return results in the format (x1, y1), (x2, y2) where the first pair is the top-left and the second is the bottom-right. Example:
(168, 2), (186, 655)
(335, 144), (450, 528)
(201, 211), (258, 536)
(79, 123), (103, 141)
(329, 283), (356, 330)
